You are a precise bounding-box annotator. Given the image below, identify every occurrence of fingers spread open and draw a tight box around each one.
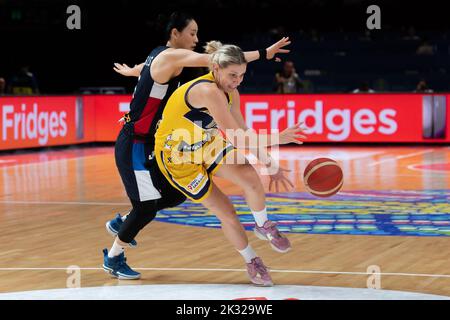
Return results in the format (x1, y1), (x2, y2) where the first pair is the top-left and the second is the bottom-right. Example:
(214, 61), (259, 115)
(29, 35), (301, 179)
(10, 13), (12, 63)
(281, 180), (289, 191)
(294, 134), (307, 139)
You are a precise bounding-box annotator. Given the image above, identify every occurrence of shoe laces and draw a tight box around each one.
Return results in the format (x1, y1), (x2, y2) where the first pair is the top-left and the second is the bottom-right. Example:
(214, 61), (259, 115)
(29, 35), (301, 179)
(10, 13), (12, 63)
(265, 221), (282, 238)
(116, 256), (130, 270)
(253, 258), (268, 276)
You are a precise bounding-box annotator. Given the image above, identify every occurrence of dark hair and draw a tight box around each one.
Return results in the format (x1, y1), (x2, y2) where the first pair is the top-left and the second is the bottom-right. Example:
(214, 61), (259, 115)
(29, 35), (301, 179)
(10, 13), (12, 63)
(164, 12), (194, 41)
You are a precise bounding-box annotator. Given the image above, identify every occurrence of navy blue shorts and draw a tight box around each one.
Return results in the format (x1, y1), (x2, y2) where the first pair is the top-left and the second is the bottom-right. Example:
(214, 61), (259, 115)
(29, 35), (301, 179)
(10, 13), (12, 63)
(115, 126), (186, 206)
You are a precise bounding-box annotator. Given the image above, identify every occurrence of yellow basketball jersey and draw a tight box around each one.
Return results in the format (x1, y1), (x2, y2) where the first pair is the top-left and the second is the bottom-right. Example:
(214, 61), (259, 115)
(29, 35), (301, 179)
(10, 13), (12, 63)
(154, 71), (232, 159)
(154, 72), (237, 202)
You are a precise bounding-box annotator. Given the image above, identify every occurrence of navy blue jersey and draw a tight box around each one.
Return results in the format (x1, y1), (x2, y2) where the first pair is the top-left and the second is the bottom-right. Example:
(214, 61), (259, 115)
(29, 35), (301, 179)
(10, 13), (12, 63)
(126, 46), (184, 143)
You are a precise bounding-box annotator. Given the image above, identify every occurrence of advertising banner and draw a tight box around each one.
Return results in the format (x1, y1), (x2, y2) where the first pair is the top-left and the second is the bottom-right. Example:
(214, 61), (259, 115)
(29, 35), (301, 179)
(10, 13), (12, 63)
(1, 94), (448, 150)
(87, 95), (132, 141)
(240, 94), (449, 143)
(0, 96), (91, 150)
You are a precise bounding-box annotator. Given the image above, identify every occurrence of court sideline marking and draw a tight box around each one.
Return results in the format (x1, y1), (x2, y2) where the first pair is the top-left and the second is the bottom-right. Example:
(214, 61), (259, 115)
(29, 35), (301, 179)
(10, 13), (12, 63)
(368, 149), (435, 167)
(0, 267), (449, 278)
(0, 152), (113, 169)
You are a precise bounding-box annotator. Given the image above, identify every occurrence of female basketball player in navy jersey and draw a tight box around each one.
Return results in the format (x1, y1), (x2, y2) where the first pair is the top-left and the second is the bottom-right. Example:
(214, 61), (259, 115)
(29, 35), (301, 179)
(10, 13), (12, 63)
(102, 12), (294, 280)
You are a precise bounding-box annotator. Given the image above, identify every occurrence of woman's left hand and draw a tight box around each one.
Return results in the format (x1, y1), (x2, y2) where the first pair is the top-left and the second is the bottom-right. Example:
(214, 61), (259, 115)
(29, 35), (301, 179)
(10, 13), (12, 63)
(266, 37), (291, 62)
(268, 166), (295, 193)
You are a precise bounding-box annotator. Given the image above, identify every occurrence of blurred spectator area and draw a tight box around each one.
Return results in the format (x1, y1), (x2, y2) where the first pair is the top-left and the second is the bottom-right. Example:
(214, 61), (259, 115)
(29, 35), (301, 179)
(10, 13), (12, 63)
(2, 0), (450, 94)
(78, 87), (126, 94)
(238, 30), (450, 93)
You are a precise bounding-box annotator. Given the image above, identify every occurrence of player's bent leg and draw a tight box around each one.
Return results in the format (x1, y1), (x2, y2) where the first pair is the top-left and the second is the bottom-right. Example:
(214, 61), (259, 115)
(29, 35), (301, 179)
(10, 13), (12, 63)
(201, 183), (248, 250)
(214, 160), (291, 253)
(201, 183), (273, 286)
(105, 212), (137, 247)
(117, 199), (158, 244)
(214, 161), (266, 211)
(102, 199), (158, 280)
(106, 182), (185, 246)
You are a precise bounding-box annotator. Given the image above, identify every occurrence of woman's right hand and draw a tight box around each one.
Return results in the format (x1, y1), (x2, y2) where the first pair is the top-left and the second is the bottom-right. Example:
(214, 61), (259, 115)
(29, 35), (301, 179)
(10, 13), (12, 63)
(279, 122), (307, 145)
(113, 63), (140, 77)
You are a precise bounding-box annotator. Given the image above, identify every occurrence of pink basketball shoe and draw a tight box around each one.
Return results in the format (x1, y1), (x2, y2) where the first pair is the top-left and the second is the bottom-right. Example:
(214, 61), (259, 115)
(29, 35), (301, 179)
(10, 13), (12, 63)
(246, 257), (273, 287)
(254, 220), (291, 253)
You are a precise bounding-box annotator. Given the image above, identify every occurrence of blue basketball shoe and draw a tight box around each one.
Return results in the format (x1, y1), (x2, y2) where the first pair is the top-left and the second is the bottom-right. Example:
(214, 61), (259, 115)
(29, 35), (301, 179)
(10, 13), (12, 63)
(105, 213), (137, 247)
(102, 248), (141, 280)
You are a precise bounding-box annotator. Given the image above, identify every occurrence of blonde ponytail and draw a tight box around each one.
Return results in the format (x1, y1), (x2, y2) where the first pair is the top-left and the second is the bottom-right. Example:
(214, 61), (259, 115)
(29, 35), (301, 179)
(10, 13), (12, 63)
(203, 40), (223, 54)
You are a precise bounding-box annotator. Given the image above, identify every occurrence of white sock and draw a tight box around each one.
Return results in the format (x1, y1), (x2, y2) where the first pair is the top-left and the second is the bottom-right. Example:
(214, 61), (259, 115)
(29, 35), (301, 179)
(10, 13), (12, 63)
(121, 212), (130, 222)
(237, 244), (257, 263)
(108, 239), (125, 258)
(252, 207), (268, 227)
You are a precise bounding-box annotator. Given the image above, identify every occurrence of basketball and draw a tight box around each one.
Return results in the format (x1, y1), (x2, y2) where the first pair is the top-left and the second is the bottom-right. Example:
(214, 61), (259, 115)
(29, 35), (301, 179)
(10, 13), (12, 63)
(303, 158), (343, 197)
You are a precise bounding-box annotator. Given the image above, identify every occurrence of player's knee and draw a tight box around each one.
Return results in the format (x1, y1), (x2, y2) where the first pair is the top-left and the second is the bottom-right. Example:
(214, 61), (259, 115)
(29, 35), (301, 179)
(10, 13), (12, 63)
(218, 210), (239, 226)
(135, 200), (158, 225)
(118, 199), (158, 242)
(204, 198), (236, 220)
(216, 203), (238, 224)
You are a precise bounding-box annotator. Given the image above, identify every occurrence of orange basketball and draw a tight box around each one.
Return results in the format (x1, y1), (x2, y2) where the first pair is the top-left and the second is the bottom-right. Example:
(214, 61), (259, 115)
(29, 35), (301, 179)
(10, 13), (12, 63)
(303, 158), (343, 197)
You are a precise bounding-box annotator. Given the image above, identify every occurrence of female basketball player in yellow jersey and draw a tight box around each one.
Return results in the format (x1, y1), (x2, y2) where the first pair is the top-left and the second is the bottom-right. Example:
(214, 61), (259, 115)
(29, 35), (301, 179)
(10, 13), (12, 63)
(154, 42), (306, 286)
(103, 12), (294, 281)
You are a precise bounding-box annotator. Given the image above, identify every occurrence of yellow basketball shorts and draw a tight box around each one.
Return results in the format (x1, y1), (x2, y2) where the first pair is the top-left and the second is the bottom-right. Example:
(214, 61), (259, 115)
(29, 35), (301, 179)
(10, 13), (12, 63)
(155, 135), (237, 203)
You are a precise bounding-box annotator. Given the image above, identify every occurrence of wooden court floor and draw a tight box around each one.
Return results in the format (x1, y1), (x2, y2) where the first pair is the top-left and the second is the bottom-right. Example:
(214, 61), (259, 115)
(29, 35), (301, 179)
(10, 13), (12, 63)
(0, 145), (449, 297)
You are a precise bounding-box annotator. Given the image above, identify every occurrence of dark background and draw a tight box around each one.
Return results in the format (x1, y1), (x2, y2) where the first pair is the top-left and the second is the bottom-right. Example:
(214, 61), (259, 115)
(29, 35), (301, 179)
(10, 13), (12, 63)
(1, 0), (449, 93)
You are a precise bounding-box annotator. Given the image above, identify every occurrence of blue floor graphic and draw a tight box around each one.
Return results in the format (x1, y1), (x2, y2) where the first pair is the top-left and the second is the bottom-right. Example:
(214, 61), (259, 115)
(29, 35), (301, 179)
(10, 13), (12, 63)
(155, 190), (450, 237)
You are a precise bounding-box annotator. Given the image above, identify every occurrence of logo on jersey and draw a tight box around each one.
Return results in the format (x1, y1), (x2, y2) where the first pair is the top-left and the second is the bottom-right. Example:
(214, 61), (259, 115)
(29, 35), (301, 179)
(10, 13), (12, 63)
(187, 173), (204, 191)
